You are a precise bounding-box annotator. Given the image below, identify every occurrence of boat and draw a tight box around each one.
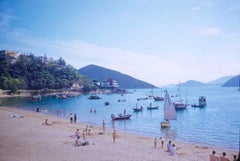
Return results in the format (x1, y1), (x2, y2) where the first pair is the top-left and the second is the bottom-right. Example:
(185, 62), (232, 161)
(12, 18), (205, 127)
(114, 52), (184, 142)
(147, 106), (159, 110)
(153, 96), (164, 101)
(32, 95), (42, 101)
(191, 96), (207, 108)
(173, 82), (189, 110)
(118, 99), (126, 102)
(36, 108), (48, 113)
(88, 95), (101, 100)
(111, 113), (132, 120)
(161, 90), (177, 128)
(153, 88), (164, 101)
(133, 106), (143, 112)
(137, 97), (148, 101)
(105, 101), (110, 105)
(147, 103), (159, 110)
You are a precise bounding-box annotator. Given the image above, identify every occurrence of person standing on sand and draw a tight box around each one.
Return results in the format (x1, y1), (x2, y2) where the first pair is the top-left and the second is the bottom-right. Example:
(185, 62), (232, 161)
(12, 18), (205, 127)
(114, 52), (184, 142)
(70, 113), (73, 123)
(210, 151), (219, 161)
(154, 138), (157, 148)
(113, 129), (117, 143)
(160, 137), (164, 148)
(74, 113), (77, 123)
(102, 120), (105, 132)
(220, 152), (230, 161)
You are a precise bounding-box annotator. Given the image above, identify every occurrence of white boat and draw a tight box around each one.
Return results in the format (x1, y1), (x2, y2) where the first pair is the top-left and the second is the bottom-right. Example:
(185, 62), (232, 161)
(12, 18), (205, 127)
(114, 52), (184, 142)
(161, 91), (177, 128)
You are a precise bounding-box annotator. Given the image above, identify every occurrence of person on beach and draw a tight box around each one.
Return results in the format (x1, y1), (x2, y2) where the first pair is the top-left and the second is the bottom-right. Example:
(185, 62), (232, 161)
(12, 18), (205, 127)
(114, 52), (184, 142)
(70, 113), (73, 123)
(154, 138), (157, 148)
(220, 152), (230, 161)
(102, 120), (105, 132)
(170, 144), (176, 155)
(75, 129), (80, 138)
(112, 129), (117, 143)
(210, 151), (219, 161)
(74, 113), (77, 123)
(74, 136), (81, 147)
(167, 140), (172, 152)
(160, 137), (164, 148)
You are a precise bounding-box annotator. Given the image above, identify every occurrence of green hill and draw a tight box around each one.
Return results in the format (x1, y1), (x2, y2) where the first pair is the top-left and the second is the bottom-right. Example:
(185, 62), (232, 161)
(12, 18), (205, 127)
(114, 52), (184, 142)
(78, 64), (156, 89)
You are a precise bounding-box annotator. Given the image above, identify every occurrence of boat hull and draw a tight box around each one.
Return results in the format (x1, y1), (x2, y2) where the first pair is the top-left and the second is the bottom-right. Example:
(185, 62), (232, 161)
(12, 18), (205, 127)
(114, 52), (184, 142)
(147, 106), (159, 110)
(161, 121), (170, 128)
(111, 114), (132, 120)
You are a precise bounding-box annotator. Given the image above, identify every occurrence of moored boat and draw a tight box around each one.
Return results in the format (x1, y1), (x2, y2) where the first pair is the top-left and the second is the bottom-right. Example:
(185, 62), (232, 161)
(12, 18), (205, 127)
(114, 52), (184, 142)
(153, 96), (164, 101)
(111, 114), (132, 120)
(88, 95), (101, 100)
(191, 96), (207, 108)
(133, 106), (143, 112)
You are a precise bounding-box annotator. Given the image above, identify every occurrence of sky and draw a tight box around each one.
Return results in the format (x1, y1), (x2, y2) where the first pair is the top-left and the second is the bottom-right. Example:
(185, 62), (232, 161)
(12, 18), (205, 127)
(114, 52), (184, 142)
(0, 0), (239, 86)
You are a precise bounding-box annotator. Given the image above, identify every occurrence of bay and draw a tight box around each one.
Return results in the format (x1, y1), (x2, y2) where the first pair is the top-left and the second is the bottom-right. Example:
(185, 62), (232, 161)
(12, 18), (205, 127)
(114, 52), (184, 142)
(2, 86), (239, 150)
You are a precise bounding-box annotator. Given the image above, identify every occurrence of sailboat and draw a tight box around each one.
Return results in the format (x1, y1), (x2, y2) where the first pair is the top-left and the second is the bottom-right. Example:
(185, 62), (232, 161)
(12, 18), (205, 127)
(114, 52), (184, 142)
(161, 90), (177, 128)
(153, 87), (164, 101)
(173, 81), (189, 110)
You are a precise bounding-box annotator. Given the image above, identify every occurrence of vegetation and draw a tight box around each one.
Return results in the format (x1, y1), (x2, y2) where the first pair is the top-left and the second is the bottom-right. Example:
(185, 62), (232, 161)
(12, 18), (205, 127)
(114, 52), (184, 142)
(0, 54), (97, 93)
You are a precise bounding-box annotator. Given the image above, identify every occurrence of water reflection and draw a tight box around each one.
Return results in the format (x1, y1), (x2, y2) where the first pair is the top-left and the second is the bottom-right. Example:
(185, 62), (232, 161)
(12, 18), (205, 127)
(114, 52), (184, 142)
(161, 127), (177, 140)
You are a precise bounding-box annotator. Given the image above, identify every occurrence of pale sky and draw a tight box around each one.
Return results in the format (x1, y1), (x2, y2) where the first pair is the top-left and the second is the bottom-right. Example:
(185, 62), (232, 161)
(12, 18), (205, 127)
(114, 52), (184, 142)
(0, 0), (239, 86)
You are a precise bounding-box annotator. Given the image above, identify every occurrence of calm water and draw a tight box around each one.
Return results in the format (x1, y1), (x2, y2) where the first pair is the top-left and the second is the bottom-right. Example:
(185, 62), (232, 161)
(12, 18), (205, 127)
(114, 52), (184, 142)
(2, 87), (240, 151)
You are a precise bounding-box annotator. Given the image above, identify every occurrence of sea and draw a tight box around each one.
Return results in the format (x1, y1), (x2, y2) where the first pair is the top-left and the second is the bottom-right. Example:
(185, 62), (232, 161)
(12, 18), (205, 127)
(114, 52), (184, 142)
(1, 86), (240, 151)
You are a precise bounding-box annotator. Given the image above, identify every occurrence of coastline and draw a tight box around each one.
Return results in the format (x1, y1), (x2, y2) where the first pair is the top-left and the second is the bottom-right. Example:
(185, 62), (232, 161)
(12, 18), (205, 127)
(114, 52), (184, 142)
(0, 106), (238, 161)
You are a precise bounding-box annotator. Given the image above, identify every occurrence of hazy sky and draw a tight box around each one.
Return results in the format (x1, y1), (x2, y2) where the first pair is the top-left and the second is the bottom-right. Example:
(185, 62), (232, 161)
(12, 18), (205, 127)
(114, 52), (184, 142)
(0, 0), (239, 86)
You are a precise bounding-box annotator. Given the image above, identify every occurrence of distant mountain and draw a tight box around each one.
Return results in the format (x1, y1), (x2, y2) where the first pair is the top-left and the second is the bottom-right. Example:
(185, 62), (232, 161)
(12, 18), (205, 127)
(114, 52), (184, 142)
(180, 80), (207, 87)
(222, 75), (240, 87)
(208, 75), (233, 86)
(78, 64), (156, 89)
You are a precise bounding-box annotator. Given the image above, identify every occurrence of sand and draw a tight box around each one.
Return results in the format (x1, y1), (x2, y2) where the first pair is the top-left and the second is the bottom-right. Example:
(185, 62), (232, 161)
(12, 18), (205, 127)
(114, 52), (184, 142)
(0, 106), (238, 161)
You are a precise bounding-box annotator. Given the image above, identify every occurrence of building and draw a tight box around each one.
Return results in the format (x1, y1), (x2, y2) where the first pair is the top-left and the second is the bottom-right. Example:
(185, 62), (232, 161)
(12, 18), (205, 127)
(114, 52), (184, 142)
(100, 79), (120, 89)
(0, 50), (19, 61)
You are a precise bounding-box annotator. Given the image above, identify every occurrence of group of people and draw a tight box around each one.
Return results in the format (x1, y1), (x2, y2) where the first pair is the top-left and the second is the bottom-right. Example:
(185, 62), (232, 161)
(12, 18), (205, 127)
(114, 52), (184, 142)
(70, 113), (77, 123)
(210, 151), (238, 161)
(74, 128), (91, 147)
(153, 137), (176, 156)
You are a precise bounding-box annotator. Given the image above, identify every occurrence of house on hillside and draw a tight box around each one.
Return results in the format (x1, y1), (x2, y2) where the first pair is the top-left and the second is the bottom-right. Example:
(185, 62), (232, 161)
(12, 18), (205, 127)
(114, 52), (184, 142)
(99, 79), (120, 89)
(0, 50), (19, 62)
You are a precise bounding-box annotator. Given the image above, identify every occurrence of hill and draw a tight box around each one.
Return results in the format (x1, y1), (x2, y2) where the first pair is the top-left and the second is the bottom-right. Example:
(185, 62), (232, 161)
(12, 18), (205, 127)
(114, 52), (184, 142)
(208, 75), (233, 86)
(222, 75), (240, 87)
(180, 80), (207, 87)
(78, 64), (156, 89)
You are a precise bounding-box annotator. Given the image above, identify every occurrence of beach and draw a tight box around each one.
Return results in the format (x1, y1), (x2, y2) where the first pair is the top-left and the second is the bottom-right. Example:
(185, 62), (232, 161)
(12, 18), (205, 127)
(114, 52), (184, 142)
(0, 106), (238, 161)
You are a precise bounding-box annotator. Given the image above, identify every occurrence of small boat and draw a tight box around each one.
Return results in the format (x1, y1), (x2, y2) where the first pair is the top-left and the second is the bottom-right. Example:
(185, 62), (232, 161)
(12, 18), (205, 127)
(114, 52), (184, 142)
(88, 95), (101, 100)
(118, 99), (126, 102)
(153, 96), (164, 101)
(32, 95), (42, 101)
(147, 106), (159, 110)
(111, 114), (132, 120)
(36, 108), (48, 113)
(191, 96), (207, 108)
(137, 97), (148, 101)
(147, 103), (159, 110)
(105, 101), (110, 106)
(161, 90), (177, 128)
(133, 106), (143, 112)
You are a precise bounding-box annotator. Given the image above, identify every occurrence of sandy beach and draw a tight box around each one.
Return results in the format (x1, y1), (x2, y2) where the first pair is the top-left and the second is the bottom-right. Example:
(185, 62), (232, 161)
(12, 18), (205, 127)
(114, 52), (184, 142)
(0, 106), (238, 161)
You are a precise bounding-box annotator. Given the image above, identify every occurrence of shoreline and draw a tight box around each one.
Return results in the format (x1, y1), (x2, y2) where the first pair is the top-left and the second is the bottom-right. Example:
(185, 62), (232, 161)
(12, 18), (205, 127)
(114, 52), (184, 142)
(0, 106), (238, 161)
